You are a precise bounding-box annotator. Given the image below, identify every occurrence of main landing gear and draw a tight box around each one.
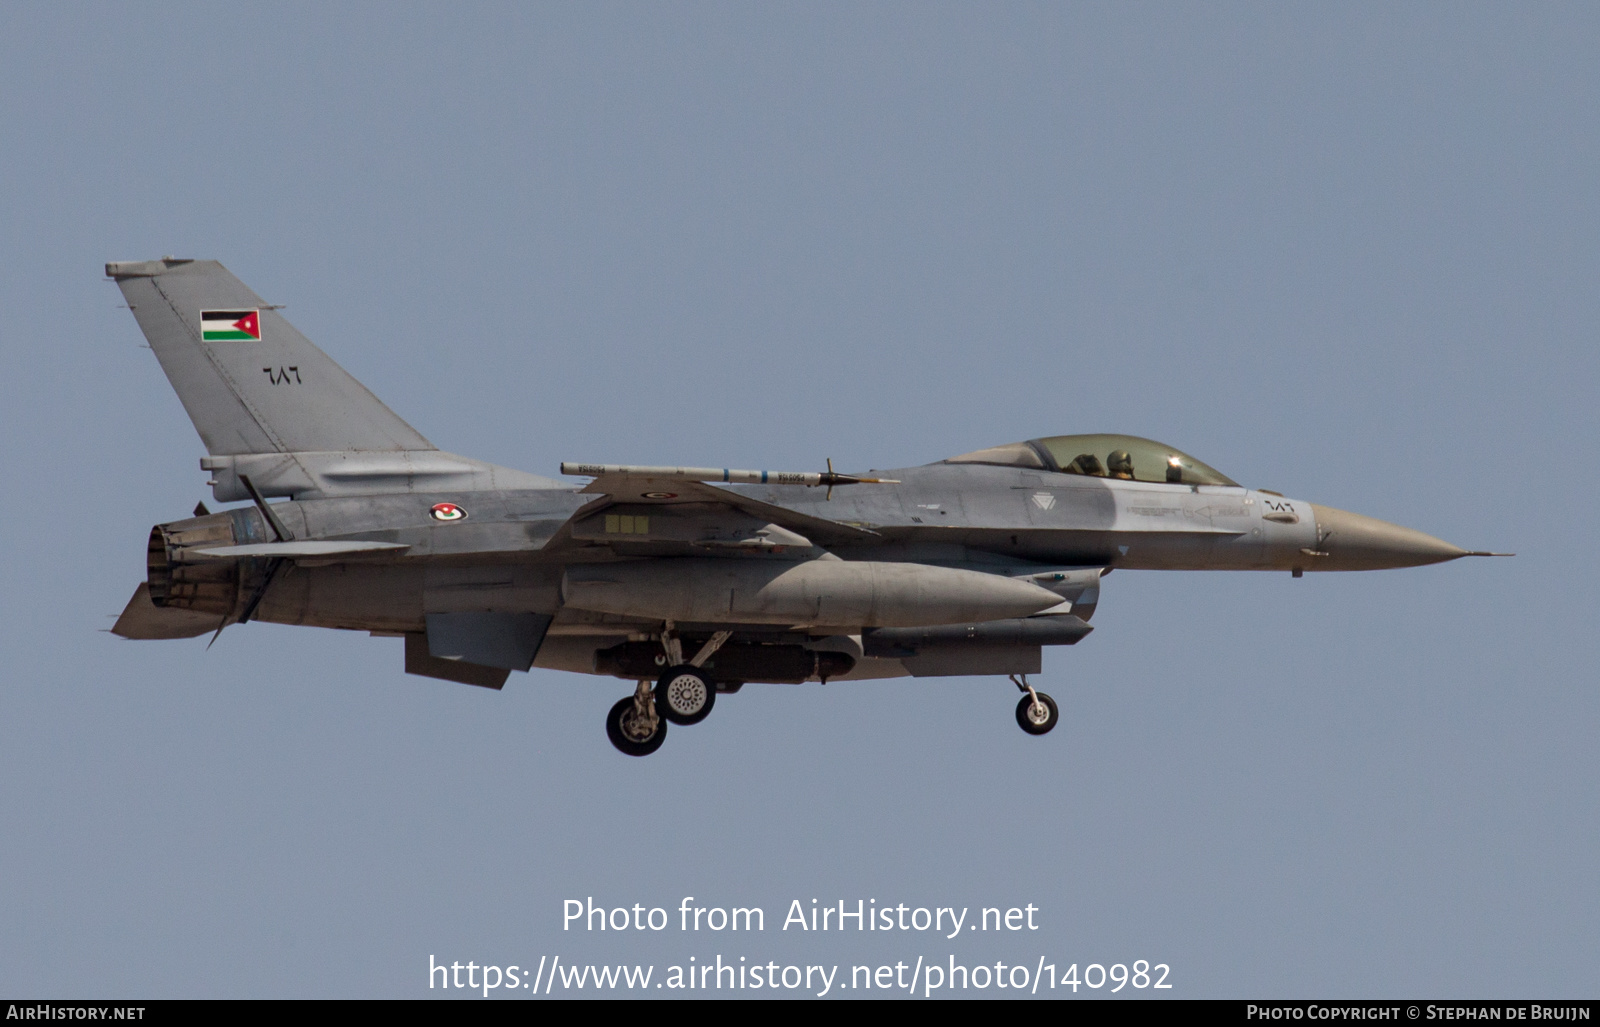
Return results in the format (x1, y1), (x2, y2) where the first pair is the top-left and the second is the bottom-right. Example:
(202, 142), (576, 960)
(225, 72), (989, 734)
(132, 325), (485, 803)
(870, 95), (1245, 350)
(605, 630), (1061, 754)
(604, 666), (716, 756)
(1011, 674), (1060, 735)
(655, 665), (715, 725)
(606, 680), (667, 757)
(606, 626), (730, 755)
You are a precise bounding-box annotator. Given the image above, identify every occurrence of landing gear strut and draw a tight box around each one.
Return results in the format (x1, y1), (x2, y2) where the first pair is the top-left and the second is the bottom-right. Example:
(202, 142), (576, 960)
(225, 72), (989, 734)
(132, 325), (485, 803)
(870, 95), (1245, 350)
(651, 624), (726, 726)
(1011, 674), (1059, 735)
(606, 680), (667, 756)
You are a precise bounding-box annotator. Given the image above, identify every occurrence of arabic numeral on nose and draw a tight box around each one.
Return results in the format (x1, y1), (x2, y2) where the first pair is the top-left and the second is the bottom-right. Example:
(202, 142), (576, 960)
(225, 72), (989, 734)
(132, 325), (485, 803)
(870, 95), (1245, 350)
(1132, 961), (1150, 988)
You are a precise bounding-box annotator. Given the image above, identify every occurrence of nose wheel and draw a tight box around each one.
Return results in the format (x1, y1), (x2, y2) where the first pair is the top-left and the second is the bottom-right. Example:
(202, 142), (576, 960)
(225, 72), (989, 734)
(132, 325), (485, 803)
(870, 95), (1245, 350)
(1011, 674), (1059, 735)
(606, 681), (668, 756)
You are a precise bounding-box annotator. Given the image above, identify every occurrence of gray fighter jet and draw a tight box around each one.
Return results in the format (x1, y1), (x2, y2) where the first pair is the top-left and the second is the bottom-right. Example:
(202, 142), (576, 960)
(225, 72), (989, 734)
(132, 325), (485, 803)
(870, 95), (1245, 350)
(108, 259), (1504, 755)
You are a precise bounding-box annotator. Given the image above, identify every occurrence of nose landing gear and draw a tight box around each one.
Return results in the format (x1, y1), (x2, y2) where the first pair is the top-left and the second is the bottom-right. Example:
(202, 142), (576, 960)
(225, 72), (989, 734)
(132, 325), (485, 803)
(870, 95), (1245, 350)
(1011, 674), (1059, 735)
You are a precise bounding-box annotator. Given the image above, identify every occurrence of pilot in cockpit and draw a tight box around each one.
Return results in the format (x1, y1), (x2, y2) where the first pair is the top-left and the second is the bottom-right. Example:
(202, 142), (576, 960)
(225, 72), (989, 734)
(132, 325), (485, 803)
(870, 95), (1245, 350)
(943, 434), (1241, 489)
(1066, 453), (1105, 476)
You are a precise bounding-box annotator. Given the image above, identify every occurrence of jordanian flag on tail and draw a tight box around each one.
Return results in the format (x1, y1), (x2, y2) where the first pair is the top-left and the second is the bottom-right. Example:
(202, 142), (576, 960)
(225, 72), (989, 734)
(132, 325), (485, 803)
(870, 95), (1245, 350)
(200, 309), (261, 341)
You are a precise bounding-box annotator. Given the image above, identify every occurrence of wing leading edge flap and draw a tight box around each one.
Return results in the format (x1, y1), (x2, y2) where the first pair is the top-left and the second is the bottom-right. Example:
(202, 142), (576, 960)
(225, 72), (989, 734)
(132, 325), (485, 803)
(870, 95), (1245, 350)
(572, 474), (879, 548)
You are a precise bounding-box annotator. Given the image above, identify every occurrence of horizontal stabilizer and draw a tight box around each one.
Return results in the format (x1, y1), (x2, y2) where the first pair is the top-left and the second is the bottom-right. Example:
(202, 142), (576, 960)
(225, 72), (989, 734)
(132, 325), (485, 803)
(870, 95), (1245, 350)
(111, 583), (220, 639)
(201, 449), (565, 502)
(191, 540), (410, 560)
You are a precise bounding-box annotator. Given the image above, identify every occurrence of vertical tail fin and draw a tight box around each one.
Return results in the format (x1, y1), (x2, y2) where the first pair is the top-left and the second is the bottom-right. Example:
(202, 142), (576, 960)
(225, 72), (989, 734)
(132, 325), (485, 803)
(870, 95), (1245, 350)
(107, 258), (434, 456)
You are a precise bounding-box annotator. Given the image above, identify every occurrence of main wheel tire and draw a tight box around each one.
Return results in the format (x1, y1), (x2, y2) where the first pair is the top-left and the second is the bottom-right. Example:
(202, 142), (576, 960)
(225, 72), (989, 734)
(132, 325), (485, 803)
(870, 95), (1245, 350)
(606, 696), (667, 756)
(1015, 691), (1059, 735)
(654, 666), (716, 725)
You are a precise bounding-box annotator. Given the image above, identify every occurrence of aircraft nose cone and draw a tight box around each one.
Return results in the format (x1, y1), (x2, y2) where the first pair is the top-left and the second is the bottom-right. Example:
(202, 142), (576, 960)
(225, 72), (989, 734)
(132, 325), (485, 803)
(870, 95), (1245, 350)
(1309, 504), (1467, 570)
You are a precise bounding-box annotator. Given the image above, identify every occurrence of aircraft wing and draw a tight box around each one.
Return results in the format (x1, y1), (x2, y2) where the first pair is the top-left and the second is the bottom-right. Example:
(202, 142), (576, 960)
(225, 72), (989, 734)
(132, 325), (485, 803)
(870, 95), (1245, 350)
(545, 472), (882, 554)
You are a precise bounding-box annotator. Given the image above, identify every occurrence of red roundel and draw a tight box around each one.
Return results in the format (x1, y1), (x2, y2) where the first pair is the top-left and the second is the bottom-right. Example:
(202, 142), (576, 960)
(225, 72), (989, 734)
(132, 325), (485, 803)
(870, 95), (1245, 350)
(430, 502), (467, 522)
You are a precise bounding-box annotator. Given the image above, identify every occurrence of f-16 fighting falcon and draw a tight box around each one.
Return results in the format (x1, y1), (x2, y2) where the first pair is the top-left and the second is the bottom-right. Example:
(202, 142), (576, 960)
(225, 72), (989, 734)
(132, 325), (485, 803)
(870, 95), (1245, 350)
(108, 259), (1506, 755)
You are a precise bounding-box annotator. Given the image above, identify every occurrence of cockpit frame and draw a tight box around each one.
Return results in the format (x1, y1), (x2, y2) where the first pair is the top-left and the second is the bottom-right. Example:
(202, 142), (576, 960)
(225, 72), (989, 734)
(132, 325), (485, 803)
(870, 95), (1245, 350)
(944, 434), (1239, 487)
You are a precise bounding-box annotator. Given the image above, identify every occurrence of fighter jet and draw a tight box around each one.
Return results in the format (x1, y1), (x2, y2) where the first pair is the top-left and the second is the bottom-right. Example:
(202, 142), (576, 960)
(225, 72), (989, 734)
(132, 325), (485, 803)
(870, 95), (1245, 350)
(107, 259), (1505, 755)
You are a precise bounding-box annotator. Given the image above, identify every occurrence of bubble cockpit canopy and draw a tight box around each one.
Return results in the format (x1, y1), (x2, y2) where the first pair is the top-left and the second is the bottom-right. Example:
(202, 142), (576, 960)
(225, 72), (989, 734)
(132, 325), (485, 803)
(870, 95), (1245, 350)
(944, 434), (1239, 487)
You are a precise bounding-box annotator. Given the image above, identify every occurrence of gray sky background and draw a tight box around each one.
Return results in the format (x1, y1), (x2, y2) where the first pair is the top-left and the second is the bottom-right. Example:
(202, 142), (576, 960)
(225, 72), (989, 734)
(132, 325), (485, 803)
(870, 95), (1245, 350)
(1, 2), (1595, 998)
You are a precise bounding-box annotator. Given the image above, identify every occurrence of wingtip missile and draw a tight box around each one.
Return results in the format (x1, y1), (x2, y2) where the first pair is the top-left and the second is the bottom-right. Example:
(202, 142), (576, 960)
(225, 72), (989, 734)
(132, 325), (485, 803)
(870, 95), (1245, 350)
(560, 462), (899, 488)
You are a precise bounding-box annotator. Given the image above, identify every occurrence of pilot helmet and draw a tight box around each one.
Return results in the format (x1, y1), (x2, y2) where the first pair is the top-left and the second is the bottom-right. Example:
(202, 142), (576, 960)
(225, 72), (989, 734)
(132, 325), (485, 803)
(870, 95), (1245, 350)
(1107, 450), (1134, 476)
(1070, 453), (1105, 476)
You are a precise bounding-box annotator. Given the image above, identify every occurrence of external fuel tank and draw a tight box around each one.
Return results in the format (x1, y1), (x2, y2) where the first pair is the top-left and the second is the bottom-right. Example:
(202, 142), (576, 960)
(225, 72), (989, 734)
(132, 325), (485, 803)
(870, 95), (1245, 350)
(561, 557), (1065, 628)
